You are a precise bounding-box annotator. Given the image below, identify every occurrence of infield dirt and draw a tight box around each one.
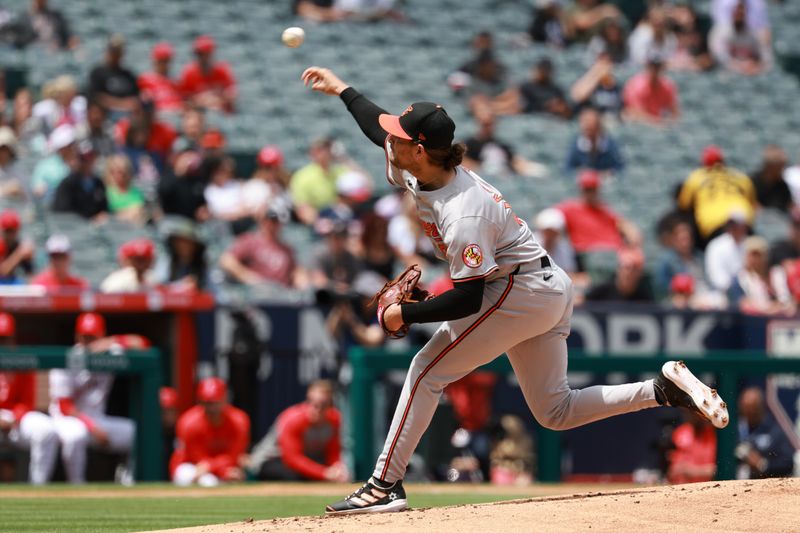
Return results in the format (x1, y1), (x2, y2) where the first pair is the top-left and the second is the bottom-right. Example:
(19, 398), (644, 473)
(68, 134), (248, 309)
(141, 477), (799, 533)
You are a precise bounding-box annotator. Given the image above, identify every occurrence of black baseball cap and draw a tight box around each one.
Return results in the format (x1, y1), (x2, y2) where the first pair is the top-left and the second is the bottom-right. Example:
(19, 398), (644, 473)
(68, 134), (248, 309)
(379, 102), (455, 150)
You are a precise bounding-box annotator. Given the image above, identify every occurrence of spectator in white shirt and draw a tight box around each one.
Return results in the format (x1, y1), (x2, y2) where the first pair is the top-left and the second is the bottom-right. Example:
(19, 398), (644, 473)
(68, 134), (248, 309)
(628, 7), (679, 66)
(31, 75), (87, 137)
(101, 238), (157, 293)
(705, 211), (750, 292)
(709, 1), (772, 75)
(240, 146), (293, 222)
(204, 156), (245, 222)
(533, 208), (578, 274)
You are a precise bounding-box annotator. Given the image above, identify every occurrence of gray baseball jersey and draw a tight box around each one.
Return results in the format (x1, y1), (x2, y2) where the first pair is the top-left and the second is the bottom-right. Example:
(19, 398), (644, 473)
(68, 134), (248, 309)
(372, 138), (661, 483)
(385, 138), (546, 282)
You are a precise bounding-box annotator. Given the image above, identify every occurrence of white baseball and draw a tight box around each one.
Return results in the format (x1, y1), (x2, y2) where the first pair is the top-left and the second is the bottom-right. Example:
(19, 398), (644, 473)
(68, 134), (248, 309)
(282, 27), (305, 48)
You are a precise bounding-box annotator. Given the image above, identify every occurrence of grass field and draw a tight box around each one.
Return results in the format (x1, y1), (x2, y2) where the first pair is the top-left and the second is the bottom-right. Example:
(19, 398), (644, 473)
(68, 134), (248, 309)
(0, 483), (539, 533)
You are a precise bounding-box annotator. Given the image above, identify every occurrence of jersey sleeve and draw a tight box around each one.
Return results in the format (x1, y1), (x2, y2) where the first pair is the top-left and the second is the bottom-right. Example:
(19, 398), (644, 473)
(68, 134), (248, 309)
(444, 216), (500, 282)
(277, 408), (328, 480)
(324, 409), (342, 466)
(8, 372), (35, 422)
(176, 411), (210, 466)
(207, 410), (250, 478)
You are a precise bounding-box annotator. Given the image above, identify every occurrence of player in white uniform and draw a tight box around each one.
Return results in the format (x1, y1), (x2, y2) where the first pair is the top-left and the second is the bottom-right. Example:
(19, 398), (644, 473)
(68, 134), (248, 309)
(49, 313), (136, 484)
(0, 313), (59, 484)
(301, 67), (729, 514)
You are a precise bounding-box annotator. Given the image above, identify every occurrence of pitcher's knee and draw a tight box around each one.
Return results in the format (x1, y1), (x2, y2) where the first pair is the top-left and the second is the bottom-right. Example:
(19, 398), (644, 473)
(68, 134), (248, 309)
(536, 412), (572, 431)
(533, 394), (574, 431)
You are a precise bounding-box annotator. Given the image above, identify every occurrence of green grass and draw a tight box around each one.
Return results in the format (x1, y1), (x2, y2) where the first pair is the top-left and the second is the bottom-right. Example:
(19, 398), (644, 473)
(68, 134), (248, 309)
(0, 491), (526, 533)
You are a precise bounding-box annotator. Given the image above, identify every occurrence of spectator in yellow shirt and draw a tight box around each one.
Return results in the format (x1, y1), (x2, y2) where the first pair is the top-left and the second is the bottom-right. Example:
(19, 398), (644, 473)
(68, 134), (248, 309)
(677, 145), (757, 247)
(289, 138), (348, 226)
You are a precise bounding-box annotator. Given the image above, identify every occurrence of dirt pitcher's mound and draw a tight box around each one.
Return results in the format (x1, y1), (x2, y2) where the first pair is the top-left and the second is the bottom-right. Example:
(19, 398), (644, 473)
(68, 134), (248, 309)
(143, 478), (800, 533)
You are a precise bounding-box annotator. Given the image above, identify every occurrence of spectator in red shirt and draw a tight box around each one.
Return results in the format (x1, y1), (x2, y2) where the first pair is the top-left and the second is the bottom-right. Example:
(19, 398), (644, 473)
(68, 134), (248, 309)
(622, 54), (680, 124)
(114, 97), (177, 163)
(556, 170), (641, 254)
(170, 377), (250, 487)
(30, 235), (88, 292)
(179, 35), (237, 114)
(219, 209), (300, 287)
(667, 413), (717, 484)
(248, 380), (349, 482)
(0, 209), (35, 284)
(0, 312), (59, 484)
(137, 42), (183, 114)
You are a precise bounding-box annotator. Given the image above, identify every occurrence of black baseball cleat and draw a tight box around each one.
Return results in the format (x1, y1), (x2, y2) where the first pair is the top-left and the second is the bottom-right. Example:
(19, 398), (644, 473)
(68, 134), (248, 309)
(654, 360), (729, 429)
(325, 478), (407, 515)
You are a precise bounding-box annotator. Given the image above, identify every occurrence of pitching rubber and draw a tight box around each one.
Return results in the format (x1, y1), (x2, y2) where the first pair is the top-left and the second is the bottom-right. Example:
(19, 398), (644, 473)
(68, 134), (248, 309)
(662, 360), (729, 429)
(326, 499), (408, 515)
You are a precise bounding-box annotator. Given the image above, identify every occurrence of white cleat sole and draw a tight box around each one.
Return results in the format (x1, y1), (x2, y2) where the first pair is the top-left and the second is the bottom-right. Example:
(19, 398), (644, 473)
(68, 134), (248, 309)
(326, 499), (408, 515)
(662, 361), (729, 429)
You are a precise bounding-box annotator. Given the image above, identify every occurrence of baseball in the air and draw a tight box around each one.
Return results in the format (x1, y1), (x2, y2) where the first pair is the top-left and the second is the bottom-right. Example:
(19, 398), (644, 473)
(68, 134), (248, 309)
(282, 27), (305, 48)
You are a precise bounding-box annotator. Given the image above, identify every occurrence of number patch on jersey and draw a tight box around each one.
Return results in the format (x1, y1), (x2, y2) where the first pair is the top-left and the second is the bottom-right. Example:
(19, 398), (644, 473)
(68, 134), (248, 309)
(462, 244), (483, 268)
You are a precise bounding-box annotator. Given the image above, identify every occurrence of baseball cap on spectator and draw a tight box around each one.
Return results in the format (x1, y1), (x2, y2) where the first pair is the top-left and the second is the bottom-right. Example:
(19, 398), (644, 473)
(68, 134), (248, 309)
(670, 273), (695, 295)
(127, 238), (155, 259)
(263, 208), (281, 220)
(578, 169), (601, 190)
(119, 238), (156, 263)
(151, 42), (174, 61)
(315, 216), (349, 237)
(0, 126), (18, 156)
(702, 145), (724, 167)
(535, 207), (566, 232)
(378, 102), (456, 150)
(201, 129), (226, 150)
(76, 312), (106, 338)
(726, 208), (748, 226)
(197, 377), (227, 402)
(193, 35), (215, 54)
(336, 171), (372, 202)
(0, 312), (15, 337)
(743, 235), (768, 255)
(49, 124), (76, 153)
(46, 234), (71, 255)
(159, 387), (179, 409)
(0, 209), (20, 231)
(257, 145), (283, 167)
(77, 140), (96, 161)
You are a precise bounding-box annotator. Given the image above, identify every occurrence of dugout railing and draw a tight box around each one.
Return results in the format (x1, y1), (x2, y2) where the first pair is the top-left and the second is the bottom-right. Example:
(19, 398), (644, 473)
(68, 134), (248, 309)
(349, 347), (800, 481)
(0, 346), (163, 481)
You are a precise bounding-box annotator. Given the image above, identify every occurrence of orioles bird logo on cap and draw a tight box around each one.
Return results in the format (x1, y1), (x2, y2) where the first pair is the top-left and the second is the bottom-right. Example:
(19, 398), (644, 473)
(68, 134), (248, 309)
(401, 105), (413, 116)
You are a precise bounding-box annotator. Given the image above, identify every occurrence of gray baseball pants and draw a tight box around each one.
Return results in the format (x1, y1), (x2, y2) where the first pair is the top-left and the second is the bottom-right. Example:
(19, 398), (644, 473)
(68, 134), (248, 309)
(372, 262), (659, 483)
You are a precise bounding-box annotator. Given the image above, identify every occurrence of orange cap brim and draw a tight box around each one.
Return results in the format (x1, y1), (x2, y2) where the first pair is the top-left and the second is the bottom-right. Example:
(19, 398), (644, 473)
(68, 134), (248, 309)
(378, 114), (412, 140)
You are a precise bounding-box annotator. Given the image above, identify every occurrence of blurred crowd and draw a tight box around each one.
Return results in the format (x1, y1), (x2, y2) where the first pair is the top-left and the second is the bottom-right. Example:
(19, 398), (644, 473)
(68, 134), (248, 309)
(1, 0), (799, 485)
(0, 0), (795, 320)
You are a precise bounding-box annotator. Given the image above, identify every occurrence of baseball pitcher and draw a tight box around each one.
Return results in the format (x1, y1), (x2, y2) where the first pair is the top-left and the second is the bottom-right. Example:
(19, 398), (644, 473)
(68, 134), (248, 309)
(301, 67), (728, 514)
